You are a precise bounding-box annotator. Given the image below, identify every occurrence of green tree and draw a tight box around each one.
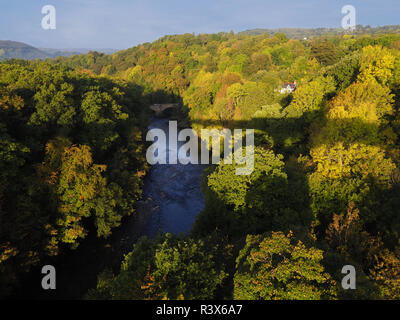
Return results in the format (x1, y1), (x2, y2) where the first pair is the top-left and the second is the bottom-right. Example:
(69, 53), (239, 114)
(234, 232), (336, 300)
(310, 41), (339, 66)
(290, 76), (336, 115)
(87, 234), (226, 300)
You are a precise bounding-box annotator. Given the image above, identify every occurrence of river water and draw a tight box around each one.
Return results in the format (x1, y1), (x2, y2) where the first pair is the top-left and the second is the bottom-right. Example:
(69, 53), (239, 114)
(142, 117), (207, 237)
(15, 117), (207, 299)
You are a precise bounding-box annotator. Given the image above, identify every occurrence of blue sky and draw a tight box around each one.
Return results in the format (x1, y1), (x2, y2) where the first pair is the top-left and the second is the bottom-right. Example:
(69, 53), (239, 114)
(0, 0), (399, 49)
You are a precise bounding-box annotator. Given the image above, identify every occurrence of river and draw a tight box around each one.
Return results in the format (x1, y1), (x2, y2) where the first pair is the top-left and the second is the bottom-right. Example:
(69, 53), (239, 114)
(142, 117), (207, 237)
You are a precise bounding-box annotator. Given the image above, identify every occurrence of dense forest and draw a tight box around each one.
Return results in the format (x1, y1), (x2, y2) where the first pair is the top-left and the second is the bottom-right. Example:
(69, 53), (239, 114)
(0, 60), (150, 296)
(1, 28), (400, 299)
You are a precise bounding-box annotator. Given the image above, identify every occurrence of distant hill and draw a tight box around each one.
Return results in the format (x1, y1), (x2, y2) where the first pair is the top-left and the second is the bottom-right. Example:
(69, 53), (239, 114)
(0, 40), (52, 60)
(239, 24), (400, 39)
(39, 48), (83, 57)
(0, 40), (118, 60)
(40, 48), (119, 57)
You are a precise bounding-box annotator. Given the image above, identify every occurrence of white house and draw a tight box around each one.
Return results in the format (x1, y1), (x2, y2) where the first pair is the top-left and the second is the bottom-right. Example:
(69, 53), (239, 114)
(280, 81), (297, 94)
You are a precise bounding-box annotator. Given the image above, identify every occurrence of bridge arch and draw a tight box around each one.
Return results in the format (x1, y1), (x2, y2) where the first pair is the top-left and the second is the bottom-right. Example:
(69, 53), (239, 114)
(149, 103), (178, 116)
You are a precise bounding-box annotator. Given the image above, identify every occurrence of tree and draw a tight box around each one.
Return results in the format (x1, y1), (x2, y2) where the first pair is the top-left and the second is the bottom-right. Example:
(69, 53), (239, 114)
(80, 90), (127, 153)
(38, 138), (125, 248)
(30, 81), (76, 127)
(324, 203), (400, 299)
(87, 234), (226, 300)
(183, 71), (221, 117)
(207, 147), (286, 211)
(234, 232), (336, 300)
(358, 45), (395, 85)
(310, 41), (339, 66)
(328, 79), (394, 123)
(290, 76), (336, 115)
(289, 56), (320, 82)
(368, 246), (400, 299)
(325, 52), (360, 91)
(249, 52), (272, 73)
(310, 142), (395, 183)
(192, 147), (308, 237)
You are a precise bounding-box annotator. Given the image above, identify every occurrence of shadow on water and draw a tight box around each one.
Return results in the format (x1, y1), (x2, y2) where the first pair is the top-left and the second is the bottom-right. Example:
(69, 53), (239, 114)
(141, 117), (208, 238)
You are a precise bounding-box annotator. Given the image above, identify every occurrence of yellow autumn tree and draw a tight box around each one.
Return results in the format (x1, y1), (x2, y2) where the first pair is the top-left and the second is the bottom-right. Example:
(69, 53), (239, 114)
(329, 81), (393, 121)
(368, 246), (400, 299)
(310, 68), (396, 184)
(358, 45), (395, 85)
(38, 137), (123, 251)
(311, 142), (395, 183)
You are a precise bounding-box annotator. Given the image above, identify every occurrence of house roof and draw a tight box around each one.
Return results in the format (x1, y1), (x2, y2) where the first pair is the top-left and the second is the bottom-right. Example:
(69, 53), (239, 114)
(283, 82), (296, 89)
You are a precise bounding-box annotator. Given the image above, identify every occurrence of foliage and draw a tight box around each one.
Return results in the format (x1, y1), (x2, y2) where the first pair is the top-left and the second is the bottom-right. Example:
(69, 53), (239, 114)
(0, 61), (148, 296)
(234, 231), (336, 300)
(87, 234), (226, 300)
(3, 30), (400, 300)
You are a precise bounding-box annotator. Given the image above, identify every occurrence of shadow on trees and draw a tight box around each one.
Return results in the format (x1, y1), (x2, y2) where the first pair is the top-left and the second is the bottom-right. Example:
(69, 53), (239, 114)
(186, 107), (400, 298)
(4, 84), (188, 299)
(188, 110), (399, 231)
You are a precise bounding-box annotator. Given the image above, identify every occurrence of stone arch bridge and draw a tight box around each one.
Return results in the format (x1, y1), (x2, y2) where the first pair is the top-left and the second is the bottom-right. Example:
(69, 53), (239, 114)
(150, 103), (179, 116)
